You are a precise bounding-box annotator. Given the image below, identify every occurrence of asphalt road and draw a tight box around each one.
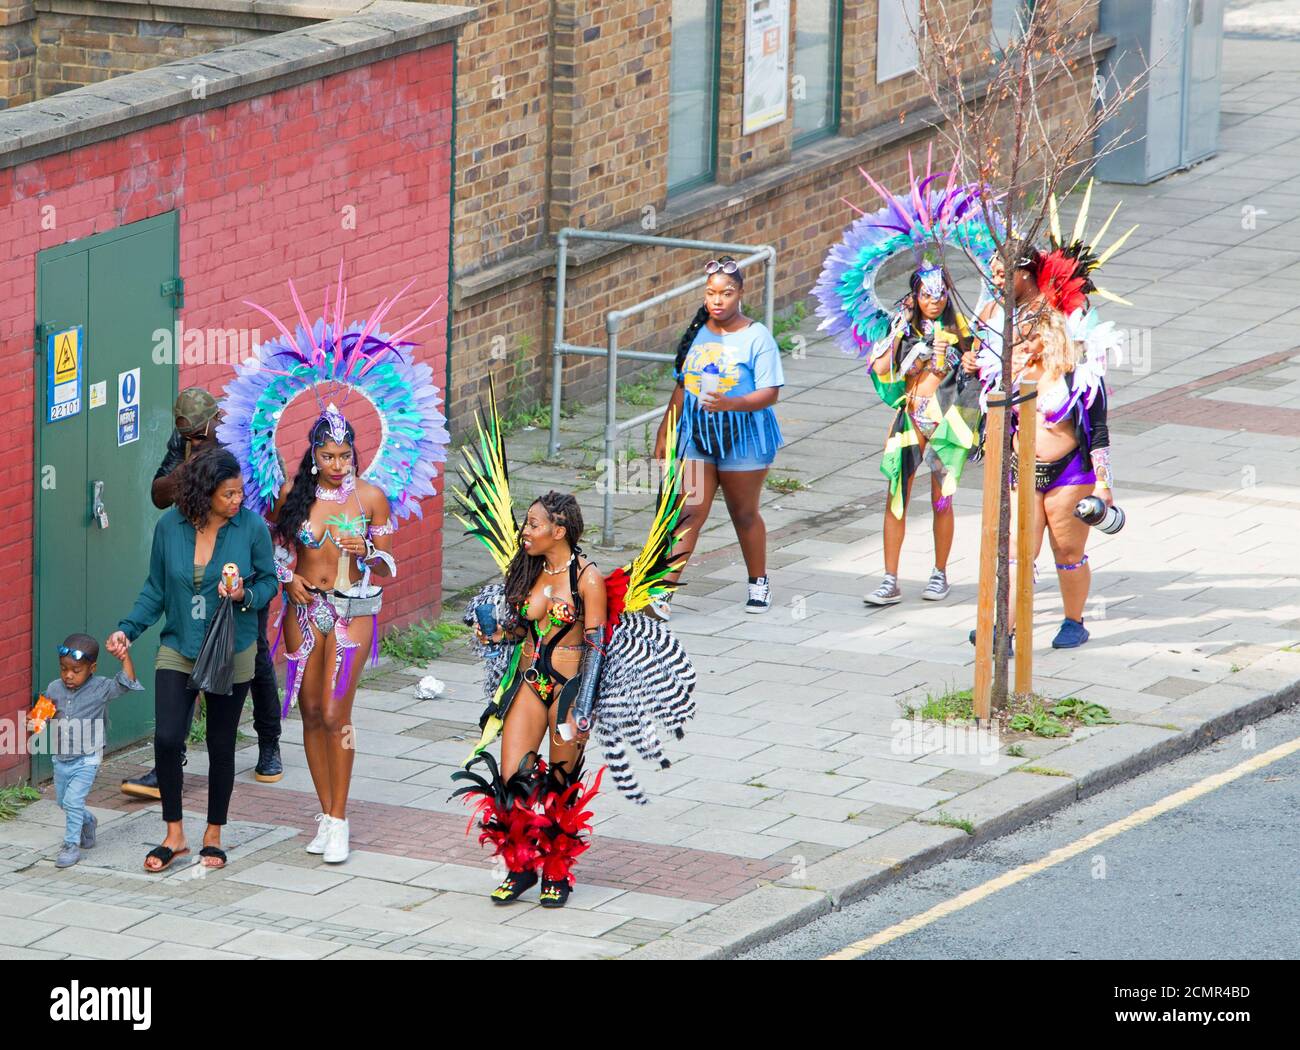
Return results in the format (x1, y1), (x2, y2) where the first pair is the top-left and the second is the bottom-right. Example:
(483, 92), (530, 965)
(743, 703), (1300, 960)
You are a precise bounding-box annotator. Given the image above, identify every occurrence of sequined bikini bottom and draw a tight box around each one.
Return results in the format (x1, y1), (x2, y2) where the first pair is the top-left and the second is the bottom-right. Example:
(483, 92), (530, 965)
(279, 587), (383, 714)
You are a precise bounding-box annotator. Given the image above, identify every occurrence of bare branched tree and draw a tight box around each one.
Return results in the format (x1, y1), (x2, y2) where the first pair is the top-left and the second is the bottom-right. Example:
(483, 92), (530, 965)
(904, 0), (1154, 708)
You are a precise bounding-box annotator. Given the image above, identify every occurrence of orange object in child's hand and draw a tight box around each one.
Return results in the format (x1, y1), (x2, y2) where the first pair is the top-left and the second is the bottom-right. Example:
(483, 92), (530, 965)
(29, 695), (56, 734)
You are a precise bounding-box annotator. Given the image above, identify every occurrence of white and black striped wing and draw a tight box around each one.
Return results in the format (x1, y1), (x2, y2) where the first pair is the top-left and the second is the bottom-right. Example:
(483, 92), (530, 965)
(594, 612), (697, 804)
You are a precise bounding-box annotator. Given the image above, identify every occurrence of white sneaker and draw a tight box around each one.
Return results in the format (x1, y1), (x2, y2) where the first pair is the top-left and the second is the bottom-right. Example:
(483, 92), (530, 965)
(921, 568), (950, 601)
(745, 577), (771, 614)
(864, 574), (902, 606)
(323, 817), (350, 864)
(306, 813), (334, 855)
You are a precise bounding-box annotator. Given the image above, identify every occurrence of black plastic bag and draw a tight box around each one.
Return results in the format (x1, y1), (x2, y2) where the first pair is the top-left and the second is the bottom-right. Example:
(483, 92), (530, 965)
(188, 596), (235, 696)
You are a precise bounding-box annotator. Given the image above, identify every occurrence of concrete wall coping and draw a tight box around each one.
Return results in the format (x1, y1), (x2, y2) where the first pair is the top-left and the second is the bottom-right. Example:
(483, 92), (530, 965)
(35, 0), (371, 16)
(31, 0), (383, 32)
(0, 1), (475, 170)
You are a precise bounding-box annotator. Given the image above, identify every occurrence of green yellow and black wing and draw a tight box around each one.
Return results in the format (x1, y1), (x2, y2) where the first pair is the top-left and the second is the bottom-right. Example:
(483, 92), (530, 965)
(450, 377), (518, 576)
(603, 409), (690, 632)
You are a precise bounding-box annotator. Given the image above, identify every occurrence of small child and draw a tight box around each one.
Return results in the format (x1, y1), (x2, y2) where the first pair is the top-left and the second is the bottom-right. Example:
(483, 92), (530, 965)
(30, 633), (143, 868)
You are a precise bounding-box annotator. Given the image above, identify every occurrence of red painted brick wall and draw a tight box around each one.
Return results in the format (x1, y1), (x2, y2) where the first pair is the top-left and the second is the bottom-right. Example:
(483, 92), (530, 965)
(0, 46), (455, 780)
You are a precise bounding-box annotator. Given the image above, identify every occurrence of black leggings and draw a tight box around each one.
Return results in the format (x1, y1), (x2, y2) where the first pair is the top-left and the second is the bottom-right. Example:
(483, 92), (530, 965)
(155, 670), (250, 825)
(249, 603), (281, 744)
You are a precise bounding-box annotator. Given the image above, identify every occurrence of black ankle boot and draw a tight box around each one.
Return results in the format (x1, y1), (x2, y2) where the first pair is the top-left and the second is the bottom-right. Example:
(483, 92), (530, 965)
(491, 869), (538, 904)
(539, 878), (572, 908)
(255, 740), (283, 783)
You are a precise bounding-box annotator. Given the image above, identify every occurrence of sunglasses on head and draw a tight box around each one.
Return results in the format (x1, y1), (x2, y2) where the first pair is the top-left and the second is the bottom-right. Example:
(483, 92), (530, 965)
(704, 258), (739, 276)
(58, 646), (91, 662)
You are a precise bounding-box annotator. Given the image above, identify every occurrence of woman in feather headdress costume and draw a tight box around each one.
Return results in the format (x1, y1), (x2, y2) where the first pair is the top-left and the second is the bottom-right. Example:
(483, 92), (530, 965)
(813, 149), (998, 607)
(218, 264), (450, 863)
(969, 180), (1135, 651)
(450, 381), (697, 907)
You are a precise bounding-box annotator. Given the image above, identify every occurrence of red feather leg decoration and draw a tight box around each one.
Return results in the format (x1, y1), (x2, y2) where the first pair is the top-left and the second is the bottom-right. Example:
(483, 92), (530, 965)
(537, 765), (605, 885)
(455, 753), (549, 872)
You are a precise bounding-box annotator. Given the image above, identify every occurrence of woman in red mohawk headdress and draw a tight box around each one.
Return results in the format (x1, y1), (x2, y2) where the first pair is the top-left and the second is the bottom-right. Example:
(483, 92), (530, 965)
(972, 181), (1134, 651)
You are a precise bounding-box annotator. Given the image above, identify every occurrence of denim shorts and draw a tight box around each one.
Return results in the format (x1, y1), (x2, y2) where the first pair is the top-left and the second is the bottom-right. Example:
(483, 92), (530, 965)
(679, 434), (776, 472)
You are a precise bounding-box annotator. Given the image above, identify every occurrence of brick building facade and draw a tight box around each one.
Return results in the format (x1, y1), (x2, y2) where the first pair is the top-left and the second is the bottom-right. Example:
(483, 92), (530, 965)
(0, 5), (470, 783)
(3, 2), (1111, 433)
(447, 0), (1110, 427)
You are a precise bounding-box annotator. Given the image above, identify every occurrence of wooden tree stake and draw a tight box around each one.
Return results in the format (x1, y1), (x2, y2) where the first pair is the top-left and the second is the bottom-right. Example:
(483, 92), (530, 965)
(973, 394), (1007, 722)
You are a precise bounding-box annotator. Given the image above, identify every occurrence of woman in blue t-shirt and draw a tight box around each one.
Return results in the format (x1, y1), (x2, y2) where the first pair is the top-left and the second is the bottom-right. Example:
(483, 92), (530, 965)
(654, 257), (784, 614)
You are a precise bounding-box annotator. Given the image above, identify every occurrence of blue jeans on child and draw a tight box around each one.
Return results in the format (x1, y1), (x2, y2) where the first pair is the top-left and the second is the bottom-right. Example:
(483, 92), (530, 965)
(53, 753), (101, 846)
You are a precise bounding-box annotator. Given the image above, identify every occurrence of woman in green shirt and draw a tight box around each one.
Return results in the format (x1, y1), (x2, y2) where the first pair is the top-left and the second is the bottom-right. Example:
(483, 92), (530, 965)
(108, 446), (277, 872)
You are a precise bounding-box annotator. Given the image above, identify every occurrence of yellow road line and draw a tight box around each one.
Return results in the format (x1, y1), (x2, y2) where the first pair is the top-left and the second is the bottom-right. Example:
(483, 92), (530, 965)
(824, 734), (1300, 960)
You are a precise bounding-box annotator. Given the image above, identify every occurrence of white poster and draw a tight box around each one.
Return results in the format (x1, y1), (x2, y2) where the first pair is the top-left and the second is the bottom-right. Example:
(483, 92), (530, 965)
(878, 0), (920, 83)
(743, 0), (789, 135)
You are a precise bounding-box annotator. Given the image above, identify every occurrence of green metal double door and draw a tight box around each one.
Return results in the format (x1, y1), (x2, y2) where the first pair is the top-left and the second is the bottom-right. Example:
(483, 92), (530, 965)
(32, 212), (180, 780)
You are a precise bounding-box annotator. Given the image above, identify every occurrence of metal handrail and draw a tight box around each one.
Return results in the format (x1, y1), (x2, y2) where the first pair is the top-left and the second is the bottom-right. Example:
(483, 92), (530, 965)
(550, 228), (777, 543)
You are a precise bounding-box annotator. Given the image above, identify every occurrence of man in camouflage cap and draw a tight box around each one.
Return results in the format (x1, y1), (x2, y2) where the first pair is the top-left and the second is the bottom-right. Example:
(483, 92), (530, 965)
(150, 388), (222, 509)
(122, 387), (284, 798)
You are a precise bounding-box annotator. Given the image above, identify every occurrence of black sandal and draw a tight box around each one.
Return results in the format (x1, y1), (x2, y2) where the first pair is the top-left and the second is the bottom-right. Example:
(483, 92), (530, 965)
(143, 845), (189, 873)
(539, 878), (572, 908)
(490, 869), (538, 904)
(199, 845), (228, 869)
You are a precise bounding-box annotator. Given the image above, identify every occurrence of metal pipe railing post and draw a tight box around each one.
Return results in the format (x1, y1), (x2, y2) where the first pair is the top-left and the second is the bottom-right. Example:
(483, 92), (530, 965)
(763, 246), (775, 333)
(546, 229), (778, 544)
(549, 232), (569, 458)
(603, 314), (621, 545)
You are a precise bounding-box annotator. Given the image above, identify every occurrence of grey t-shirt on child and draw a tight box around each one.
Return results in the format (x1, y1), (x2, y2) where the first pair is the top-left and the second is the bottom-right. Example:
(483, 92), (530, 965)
(43, 670), (144, 757)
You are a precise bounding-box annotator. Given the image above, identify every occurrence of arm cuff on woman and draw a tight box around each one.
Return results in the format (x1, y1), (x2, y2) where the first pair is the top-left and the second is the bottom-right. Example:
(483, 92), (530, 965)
(1090, 447), (1114, 489)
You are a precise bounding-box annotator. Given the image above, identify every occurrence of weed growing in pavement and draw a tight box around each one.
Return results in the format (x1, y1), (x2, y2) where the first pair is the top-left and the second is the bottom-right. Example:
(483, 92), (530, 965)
(1006, 743), (1026, 758)
(766, 475), (808, 495)
(1051, 697), (1115, 726)
(188, 700), (207, 745)
(618, 363), (673, 408)
(922, 810), (975, 835)
(1020, 766), (1072, 777)
(1008, 703), (1070, 738)
(744, 300), (808, 354)
(919, 687), (975, 722)
(1003, 694), (1115, 739)
(381, 621), (470, 667)
(0, 783), (40, 821)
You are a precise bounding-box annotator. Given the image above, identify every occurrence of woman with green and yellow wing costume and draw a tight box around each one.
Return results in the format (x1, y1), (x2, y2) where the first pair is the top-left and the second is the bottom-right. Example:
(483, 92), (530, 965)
(450, 380), (697, 907)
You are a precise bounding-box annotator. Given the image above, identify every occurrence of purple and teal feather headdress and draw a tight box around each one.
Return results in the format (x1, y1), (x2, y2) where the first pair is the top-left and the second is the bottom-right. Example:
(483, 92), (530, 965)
(812, 146), (1004, 357)
(217, 260), (451, 521)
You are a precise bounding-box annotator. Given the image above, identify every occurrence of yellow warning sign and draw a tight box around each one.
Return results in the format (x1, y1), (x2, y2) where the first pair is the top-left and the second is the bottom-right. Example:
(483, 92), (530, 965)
(46, 325), (83, 423)
(53, 330), (79, 385)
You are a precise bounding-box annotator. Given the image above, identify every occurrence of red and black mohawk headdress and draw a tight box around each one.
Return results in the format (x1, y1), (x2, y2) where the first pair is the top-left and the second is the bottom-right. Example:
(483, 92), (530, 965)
(1033, 179), (1138, 315)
